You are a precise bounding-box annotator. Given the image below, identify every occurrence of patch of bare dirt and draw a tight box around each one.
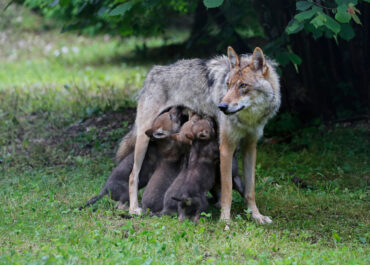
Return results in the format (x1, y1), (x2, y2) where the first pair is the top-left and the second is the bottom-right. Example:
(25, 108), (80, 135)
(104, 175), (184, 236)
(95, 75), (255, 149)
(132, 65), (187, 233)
(54, 108), (137, 156)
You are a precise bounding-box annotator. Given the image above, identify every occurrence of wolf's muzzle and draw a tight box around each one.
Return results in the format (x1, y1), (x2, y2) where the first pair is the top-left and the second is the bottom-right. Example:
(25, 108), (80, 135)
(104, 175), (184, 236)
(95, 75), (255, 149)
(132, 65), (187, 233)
(218, 103), (229, 113)
(218, 104), (245, 115)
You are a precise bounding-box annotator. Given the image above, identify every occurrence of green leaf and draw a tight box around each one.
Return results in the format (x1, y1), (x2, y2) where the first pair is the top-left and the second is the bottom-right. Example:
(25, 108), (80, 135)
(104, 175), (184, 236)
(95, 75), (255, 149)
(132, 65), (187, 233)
(296, 1), (312, 11)
(312, 30), (323, 39)
(294, 9), (317, 21)
(109, 2), (134, 16)
(363, 0), (370, 3)
(285, 19), (304, 34)
(203, 0), (224, 8)
(335, 5), (351, 23)
(335, 0), (357, 5)
(288, 52), (302, 65)
(59, 0), (70, 7)
(310, 12), (325, 28)
(339, 23), (355, 40)
(324, 14), (341, 34)
(351, 13), (362, 25)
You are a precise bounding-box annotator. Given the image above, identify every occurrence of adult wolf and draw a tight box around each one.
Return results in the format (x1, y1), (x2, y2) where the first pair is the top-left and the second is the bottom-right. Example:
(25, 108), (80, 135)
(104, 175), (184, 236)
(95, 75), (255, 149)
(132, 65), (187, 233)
(118, 47), (280, 224)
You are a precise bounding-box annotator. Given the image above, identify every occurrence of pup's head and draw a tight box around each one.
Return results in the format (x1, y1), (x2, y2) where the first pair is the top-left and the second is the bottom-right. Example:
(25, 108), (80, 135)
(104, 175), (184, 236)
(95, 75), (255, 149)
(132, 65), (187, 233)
(145, 107), (183, 139)
(171, 113), (201, 145)
(186, 117), (216, 141)
(218, 46), (274, 115)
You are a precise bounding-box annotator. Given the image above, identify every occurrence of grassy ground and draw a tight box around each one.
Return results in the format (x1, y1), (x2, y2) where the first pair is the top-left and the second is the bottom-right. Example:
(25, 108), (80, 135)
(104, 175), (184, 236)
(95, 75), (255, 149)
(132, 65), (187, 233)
(0, 4), (369, 265)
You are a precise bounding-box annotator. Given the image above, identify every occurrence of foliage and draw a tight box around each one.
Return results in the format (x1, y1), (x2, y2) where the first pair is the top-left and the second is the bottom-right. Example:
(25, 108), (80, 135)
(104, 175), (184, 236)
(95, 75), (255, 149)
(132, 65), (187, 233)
(285, 0), (367, 41)
(23, 0), (196, 36)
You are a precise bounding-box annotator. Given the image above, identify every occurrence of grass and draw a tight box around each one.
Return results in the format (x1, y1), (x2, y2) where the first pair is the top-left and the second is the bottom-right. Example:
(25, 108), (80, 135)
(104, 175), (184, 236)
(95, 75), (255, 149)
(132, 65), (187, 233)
(0, 3), (369, 264)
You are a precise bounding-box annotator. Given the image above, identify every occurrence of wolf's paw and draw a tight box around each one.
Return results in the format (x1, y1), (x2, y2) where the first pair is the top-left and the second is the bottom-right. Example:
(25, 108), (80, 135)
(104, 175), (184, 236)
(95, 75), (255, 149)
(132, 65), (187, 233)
(220, 210), (231, 221)
(252, 213), (272, 225)
(129, 207), (143, 215)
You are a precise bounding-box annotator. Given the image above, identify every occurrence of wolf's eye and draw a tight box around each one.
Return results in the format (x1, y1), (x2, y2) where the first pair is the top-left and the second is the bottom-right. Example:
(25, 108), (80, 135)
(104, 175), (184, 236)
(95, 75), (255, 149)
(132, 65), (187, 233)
(226, 81), (230, 86)
(240, 83), (247, 88)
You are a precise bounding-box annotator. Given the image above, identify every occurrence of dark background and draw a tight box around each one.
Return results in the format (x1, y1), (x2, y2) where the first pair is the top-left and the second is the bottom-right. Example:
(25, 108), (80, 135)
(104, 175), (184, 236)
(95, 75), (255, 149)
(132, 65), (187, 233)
(16, 0), (370, 124)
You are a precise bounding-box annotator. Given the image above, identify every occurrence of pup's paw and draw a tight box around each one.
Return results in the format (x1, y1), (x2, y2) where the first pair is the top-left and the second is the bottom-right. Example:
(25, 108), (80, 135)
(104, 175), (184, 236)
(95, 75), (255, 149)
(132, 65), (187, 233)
(116, 202), (129, 210)
(129, 207), (143, 215)
(252, 213), (272, 225)
(214, 201), (221, 209)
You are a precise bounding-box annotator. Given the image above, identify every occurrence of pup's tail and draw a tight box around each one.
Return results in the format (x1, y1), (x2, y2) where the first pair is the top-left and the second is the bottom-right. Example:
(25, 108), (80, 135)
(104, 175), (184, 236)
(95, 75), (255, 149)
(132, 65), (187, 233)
(116, 124), (136, 162)
(79, 189), (107, 210)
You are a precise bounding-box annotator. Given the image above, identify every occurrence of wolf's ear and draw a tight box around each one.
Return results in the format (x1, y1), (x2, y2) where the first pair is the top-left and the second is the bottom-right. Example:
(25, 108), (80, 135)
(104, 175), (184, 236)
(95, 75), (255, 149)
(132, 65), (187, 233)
(251, 47), (267, 74)
(145, 128), (153, 137)
(227, 46), (240, 69)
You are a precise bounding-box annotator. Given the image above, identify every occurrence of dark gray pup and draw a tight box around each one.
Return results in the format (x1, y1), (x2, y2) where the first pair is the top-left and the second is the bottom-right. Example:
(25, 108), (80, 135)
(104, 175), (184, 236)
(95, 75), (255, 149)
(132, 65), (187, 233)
(80, 106), (186, 210)
(140, 107), (188, 213)
(172, 117), (219, 223)
(140, 131), (187, 213)
(79, 145), (159, 210)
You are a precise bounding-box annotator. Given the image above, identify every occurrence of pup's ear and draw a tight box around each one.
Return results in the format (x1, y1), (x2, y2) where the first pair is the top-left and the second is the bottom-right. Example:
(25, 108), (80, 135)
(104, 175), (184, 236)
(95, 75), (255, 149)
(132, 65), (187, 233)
(227, 46), (240, 69)
(145, 128), (153, 137)
(170, 133), (179, 141)
(251, 47), (267, 75)
(169, 107), (181, 121)
(192, 114), (201, 122)
(185, 132), (194, 140)
(187, 110), (195, 119)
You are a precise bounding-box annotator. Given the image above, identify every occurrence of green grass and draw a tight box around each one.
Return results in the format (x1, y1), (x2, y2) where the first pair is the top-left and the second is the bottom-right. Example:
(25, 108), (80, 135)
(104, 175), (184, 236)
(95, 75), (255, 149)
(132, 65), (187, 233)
(0, 3), (369, 264)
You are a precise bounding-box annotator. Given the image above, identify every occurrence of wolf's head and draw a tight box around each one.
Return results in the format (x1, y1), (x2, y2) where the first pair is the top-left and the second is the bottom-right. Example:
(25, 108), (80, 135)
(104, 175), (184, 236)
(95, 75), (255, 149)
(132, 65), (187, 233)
(218, 46), (277, 116)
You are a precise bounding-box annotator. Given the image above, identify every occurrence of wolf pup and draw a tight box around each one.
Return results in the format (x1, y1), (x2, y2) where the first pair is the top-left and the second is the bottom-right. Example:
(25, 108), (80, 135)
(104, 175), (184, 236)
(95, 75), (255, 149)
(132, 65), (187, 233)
(172, 117), (219, 223)
(118, 46), (280, 224)
(159, 114), (200, 216)
(79, 148), (158, 210)
(80, 107), (184, 210)
(162, 116), (245, 216)
(140, 108), (188, 213)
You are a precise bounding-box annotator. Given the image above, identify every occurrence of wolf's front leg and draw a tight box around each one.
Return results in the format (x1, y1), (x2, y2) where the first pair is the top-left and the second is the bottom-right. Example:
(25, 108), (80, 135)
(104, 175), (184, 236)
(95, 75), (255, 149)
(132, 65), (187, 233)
(219, 133), (236, 221)
(242, 140), (272, 224)
(129, 133), (150, 215)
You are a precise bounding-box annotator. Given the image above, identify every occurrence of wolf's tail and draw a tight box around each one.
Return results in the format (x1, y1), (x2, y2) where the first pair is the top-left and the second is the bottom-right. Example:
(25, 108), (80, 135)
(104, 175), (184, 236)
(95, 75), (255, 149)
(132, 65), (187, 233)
(79, 189), (107, 210)
(116, 124), (136, 162)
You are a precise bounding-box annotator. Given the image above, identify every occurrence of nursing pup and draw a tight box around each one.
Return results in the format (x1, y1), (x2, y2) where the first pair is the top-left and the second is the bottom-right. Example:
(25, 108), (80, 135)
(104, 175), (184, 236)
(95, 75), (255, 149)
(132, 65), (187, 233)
(79, 147), (158, 210)
(140, 108), (188, 213)
(80, 107), (185, 210)
(162, 115), (245, 217)
(160, 114), (200, 216)
(172, 117), (219, 223)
